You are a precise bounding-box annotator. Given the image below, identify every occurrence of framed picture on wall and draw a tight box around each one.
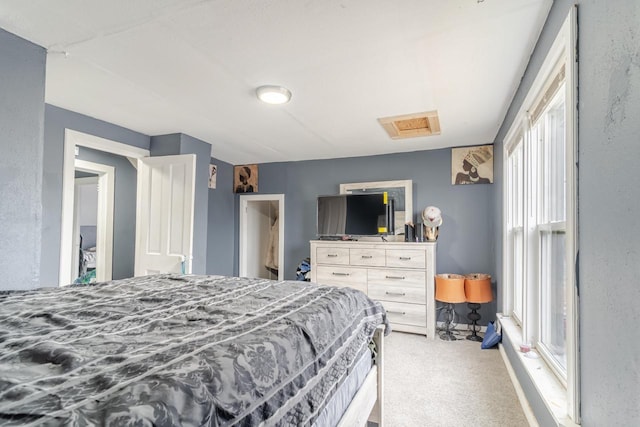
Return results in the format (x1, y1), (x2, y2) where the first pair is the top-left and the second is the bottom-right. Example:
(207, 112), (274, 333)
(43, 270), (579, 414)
(451, 145), (494, 185)
(208, 164), (217, 189)
(234, 164), (258, 193)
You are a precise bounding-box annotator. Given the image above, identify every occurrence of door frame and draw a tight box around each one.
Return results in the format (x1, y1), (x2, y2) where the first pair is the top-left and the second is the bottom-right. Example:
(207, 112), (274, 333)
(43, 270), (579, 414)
(60, 129), (149, 286)
(239, 194), (285, 281)
(72, 161), (115, 283)
(73, 175), (98, 281)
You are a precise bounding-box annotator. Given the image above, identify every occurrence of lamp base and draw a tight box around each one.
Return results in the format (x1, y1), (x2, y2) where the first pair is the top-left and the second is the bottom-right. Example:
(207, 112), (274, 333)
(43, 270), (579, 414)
(466, 302), (484, 342)
(439, 302), (458, 341)
(440, 331), (457, 341)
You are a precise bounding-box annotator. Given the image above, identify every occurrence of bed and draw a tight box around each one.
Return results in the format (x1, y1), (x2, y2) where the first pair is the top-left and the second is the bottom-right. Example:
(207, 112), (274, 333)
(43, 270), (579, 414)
(76, 227), (97, 283)
(0, 274), (388, 426)
(79, 248), (97, 274)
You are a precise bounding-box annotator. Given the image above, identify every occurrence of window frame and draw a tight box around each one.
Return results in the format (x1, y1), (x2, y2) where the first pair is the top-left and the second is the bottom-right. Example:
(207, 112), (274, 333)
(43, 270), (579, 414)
(535, 86), (569, 382)
(505, 138), (525, 326)
(501, 7), (579, 423)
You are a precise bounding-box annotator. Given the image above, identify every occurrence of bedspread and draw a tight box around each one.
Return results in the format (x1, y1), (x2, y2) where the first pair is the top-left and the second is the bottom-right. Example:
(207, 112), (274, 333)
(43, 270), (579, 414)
(0, 274), (388, 426)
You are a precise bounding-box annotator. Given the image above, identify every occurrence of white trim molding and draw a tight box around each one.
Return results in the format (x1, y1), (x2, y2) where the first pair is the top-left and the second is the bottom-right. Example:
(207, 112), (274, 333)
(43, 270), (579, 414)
(65, 129), (149, 160)
(60, 129), (150, 286)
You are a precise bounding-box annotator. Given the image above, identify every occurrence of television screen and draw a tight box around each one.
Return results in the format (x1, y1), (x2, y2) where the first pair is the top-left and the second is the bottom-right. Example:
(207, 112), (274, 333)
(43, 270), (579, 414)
(317, 193), (394, 237)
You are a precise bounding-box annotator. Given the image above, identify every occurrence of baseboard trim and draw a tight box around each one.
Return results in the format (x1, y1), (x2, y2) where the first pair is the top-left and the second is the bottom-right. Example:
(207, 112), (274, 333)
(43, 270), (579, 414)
(498, 317), (578, 427)
(499, 343), (539, 427)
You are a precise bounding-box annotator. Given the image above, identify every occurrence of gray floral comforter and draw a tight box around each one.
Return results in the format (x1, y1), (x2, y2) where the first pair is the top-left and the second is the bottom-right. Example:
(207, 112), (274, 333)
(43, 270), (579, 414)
(0, 275), (388, 426)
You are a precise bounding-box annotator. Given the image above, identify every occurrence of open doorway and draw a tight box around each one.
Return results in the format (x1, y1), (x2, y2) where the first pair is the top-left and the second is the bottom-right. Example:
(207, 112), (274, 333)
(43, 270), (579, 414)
(72, 172), (98, 283)
(69, 159), (114, 284)
(60, 129), (196, 285)
(239, 194), (285, 281)
(60, 130), (149, 286)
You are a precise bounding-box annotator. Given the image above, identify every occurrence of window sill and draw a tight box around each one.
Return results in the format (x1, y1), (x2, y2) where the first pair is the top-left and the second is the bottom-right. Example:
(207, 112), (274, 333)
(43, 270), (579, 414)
(497, 315), (579, 427)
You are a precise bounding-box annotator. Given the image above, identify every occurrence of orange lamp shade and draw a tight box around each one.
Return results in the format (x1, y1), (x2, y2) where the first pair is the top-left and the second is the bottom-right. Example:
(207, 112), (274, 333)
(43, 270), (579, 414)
(435, 274), (466, 303)
(464, 273), (493, 303)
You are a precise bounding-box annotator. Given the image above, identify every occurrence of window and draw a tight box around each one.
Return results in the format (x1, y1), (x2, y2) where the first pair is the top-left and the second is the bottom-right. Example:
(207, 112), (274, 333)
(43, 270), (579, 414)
(502, 8), (578, 423)
(537, 90), (568, 375)
(506, 140), (524, 324)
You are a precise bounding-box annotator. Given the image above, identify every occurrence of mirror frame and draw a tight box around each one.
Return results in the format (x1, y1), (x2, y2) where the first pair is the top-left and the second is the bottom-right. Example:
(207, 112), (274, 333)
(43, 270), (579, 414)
(339, 179), (413, 235)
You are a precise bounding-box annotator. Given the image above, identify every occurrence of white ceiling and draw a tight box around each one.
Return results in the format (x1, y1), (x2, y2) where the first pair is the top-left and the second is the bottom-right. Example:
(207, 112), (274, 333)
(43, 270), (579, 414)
(0, 0), (551, 164)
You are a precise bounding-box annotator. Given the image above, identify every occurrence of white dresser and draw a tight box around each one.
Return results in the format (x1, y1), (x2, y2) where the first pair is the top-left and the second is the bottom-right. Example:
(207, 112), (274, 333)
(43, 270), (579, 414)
(310, 240), (437, 339)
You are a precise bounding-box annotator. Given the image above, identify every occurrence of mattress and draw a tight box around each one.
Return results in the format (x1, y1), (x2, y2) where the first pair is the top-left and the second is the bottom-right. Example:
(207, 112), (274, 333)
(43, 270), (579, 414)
(82, 249), (97, 270)
(0, 274), (388, 426)
(312, 346), (372, 427)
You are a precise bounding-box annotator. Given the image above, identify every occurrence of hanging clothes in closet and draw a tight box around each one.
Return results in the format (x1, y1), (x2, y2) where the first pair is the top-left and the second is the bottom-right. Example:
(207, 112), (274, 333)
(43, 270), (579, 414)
(265, 215), (279, 276)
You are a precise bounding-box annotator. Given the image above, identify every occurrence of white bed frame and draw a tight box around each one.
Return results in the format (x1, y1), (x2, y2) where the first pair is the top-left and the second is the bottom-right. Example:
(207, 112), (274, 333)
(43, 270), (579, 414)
(337, 324), (385, 427)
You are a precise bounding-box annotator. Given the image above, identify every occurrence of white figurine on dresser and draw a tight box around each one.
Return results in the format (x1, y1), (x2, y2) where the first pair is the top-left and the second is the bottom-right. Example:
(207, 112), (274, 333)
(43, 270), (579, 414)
(310, 240), (437, 339)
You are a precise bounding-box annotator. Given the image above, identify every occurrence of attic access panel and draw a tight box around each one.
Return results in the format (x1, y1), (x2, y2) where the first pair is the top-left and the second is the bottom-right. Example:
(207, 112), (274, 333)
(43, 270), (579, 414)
(378, 111), (441, 139)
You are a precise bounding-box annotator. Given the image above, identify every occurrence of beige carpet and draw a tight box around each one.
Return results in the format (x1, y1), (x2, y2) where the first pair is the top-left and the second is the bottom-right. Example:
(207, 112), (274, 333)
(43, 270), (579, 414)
(383, 331), (528, 427)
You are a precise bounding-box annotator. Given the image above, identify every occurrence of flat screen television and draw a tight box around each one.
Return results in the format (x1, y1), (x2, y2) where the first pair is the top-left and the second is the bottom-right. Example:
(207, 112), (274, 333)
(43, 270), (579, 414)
(316, 193), (395, 237)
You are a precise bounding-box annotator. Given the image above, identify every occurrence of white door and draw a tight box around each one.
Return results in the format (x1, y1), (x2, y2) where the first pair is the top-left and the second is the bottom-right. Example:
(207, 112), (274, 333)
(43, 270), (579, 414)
(135, 154), (196, 276)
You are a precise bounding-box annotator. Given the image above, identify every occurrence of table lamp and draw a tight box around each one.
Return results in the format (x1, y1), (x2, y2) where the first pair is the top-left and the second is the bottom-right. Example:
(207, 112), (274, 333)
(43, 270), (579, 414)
(464, 273), (493, 342)
(435, 274), (466, 340)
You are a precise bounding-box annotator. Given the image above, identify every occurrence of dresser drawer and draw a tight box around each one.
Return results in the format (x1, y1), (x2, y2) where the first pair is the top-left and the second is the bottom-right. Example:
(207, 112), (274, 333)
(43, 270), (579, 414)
(368, 270), (426, 304)
(316, 247), (350, 265)
(385, 249), (426, 269)
(349, 248), (385, 267)
(369, 284), (425, 304)
(315, 265), (368, 294)
(367, 269), (426, 287)
(380, 301), (427, 328)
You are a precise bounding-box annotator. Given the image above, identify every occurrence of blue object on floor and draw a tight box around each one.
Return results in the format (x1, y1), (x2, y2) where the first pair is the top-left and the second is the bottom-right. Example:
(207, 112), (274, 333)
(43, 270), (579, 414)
(296, 258), (311, 281)
(481, 321), (502, 349)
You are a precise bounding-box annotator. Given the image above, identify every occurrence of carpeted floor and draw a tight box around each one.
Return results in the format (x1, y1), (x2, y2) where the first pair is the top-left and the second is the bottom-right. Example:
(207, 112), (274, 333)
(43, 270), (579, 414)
(383, 331), (529, 427)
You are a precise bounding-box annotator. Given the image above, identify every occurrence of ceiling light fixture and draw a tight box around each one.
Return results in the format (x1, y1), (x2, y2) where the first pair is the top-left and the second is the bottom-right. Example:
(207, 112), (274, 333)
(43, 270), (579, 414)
(256, 85), (292, 104)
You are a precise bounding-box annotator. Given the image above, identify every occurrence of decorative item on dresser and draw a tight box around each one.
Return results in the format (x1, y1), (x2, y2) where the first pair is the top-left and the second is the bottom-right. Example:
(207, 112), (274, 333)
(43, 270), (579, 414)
(310, 240), (437, 339)
(421, 205), (443, 241)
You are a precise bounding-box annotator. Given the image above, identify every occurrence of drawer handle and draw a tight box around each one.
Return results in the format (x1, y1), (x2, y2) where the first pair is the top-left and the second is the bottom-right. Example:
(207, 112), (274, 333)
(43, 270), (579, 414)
(385, 275), (406, 280)
(361, 255), (373, 259)
(332, 272), (350, 276)
(327, 254), (339, 258)
(387, 310), (406, 315)
(385, 291), (406, 296)
(399, 256), (412, 261)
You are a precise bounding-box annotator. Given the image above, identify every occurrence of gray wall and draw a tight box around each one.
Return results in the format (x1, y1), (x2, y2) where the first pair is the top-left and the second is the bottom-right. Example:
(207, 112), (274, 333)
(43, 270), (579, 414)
(150, 133), (210, 274)
(0, 29), (46, 291)
(75, 146), (137, 280)
(577, 0), (639, 424)
(42, 104), (150, 285)
(149, 133), (180, 156)
(493, 0), (640, 425)
(206, 157), (236, 276)
(245, 148), (497, 323)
